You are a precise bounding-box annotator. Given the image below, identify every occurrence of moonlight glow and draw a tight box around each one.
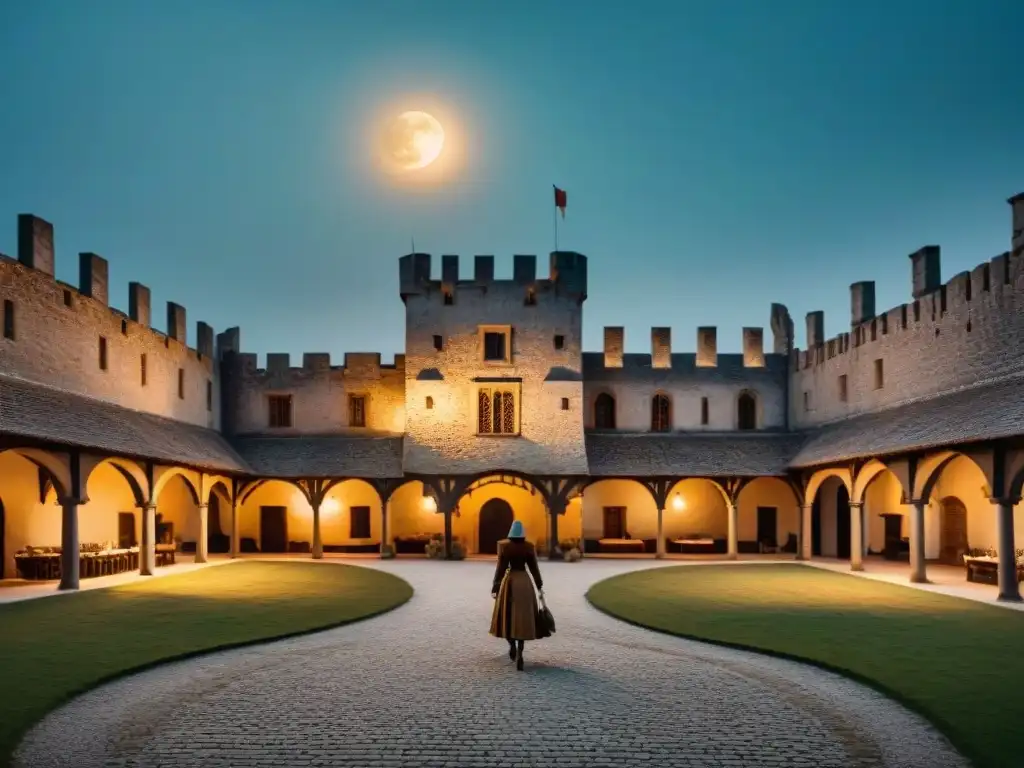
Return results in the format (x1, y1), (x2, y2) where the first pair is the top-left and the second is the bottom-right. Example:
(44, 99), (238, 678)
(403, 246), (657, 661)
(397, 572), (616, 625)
(381, 111), (446, 172)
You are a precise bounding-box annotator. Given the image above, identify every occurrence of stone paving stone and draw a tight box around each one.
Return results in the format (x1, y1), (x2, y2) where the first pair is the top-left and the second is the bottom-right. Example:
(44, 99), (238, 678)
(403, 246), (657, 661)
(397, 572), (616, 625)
(14, 559), (968, 768)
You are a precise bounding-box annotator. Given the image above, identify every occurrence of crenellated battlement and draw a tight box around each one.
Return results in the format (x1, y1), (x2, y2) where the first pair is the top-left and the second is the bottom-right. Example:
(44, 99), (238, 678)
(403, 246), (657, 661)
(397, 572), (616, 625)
(0, 213), (222, 429)
(791, 192), (1024, 428)
(227, 349), (406, 378)
(399, 251), (588, 304)
(598, 308), (793, 370)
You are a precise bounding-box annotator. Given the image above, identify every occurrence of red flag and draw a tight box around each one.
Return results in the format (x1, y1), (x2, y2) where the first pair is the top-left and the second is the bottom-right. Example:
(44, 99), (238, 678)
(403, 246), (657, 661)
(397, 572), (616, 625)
(554, 186), (567, 218)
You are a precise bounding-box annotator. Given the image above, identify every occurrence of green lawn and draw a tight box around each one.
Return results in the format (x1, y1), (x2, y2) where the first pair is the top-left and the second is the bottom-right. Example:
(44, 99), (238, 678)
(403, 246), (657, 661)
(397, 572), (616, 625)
(586, 564), (1024, 768)
(0, 561), (413, 767)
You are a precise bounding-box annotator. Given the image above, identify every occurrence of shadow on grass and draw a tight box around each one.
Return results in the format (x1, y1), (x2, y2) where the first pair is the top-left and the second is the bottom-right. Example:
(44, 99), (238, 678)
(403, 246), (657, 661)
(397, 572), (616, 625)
(1, 561), (413, 768)
(586, 563), (1024, 768)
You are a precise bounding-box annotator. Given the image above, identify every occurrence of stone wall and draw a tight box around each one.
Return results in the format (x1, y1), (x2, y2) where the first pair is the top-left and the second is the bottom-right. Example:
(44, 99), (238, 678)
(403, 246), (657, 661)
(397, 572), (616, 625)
(399, 252), (589, 475)
(791, 197), (1024, 428)
(222, 345), (406, 436)
(0, 215), (217, 428)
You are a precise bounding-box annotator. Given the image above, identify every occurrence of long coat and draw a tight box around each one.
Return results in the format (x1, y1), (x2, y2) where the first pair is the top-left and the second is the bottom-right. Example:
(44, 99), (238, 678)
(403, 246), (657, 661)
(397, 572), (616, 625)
(489, 539), (543, 641)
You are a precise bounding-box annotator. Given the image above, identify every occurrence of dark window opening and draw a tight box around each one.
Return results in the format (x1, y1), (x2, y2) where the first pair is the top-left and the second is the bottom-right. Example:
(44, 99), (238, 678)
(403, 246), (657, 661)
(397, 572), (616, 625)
(874, 359), (884, 389)
(3, 300), (14, 340)
(594, 393), (616, 429)
(651, 393), (671, 432)
(913, 301), (920, 322)
(870, 319), (877, 342)
(425, 396), (434, 409)
(268, 395), (292, 428)
(838, 374), (848, 402)
(524, 290), (537, 306)
(121, 318), (128, 335)
(206, 380), (213, 411)
(99, 336), (108, 370)
(900, 305), (907, 329)
(63, 289), (72, 307)
(553, 334), (565, 350)
(982, 264), (991, 291)
(483, 331), (507, 362)
(140, 354), (147, 386)
(880, 314), (888, 334)
(349, 395), (367, 427)
(443, 290), (454, 305)
(737, 392), (757, 430)
(700, 397), (709, 425)
(432, 334), (443, 351)
(177, 368), (185, 399)
(561, 397), (570, 411)
(349, 506), (371, 539)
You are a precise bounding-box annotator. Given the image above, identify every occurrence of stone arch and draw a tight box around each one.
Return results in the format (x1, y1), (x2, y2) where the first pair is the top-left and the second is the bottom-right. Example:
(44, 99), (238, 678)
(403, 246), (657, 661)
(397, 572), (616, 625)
(651, 392), (672, 432)
(855, 460), (908, 559)
(200, 474), (235, 505)
(803, 467), (853, 508)
(852, 459), (908, 505)
(736, 390), (758, 431)
(915, 450), (990, 504)
(151, 466), (201, 506)
(593, 391), (616, 430)
(478, 498), (515, 555)
(455, 473), (551, 554)
(735, 476), (802, 553)
(809, 474), (852, 559)
(581, 477), (657, 551)
(317, 478), (386, 552)
(0, 449), (71, 580)
(81, 456), (150, 508)
(9, 448), (71, 500)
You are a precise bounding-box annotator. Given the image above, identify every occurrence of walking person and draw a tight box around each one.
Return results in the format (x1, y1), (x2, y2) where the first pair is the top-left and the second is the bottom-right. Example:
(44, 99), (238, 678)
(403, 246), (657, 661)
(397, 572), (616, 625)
(490, 520), (544, 671)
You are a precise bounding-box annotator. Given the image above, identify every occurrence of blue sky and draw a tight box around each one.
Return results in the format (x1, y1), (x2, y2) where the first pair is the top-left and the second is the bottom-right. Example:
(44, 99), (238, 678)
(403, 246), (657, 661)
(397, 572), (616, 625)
(1, 0), (1021, 361)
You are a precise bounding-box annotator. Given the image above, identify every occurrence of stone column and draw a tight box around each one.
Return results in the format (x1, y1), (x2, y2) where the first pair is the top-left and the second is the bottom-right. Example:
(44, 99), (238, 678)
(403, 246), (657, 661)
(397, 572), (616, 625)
(797, 505), (812, 560)
(908, 500), (927, 583)
(380, 500), (390, 557)
(311, 500), (323, 559)
(140, 503), (157, 575)
(195, 504), (208, 563)
(230, 498), (240, 558)
(656, 508), (666, 559)
(58, 498), (81, 591)
(727, 503), (738, 560)
(994, 498), (1021, 602)
(849, 501), (864, 571)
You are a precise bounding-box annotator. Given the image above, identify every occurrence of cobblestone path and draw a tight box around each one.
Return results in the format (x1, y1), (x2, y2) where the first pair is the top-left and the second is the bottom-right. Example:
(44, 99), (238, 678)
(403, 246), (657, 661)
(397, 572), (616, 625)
(14, 559), (967, 768)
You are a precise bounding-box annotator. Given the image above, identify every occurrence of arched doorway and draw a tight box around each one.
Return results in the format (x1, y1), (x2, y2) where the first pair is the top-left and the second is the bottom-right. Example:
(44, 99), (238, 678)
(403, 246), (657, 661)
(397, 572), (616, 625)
(479, 498), (514, 555)
(939, 496), (968, 564)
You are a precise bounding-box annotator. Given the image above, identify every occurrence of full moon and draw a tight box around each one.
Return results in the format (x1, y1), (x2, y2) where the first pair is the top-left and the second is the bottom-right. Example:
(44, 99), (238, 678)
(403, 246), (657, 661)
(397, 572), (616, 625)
(381, 111), (446, 172)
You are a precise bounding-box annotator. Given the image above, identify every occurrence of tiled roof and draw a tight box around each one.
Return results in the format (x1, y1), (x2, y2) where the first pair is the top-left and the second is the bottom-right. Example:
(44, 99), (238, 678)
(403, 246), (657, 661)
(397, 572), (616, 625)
(0, 375), (249, 473)
(231, 434), (405, 478)
(586, 432), (805, 477)
(582, 352), (788, 384)
(789, 375), (1024, 468)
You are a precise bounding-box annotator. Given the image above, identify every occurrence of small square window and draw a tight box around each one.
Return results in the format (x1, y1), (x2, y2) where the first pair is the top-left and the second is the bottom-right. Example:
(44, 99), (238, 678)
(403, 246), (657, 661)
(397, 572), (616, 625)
(874, 359), (884, 389)
(433, 334), (443, 351)
(63, 289), (73, 307)
(561, 397), (570, 411)
(554, 334), (565, 350)
(838, 374), (848, 402)
(268, 395), (292, 427)
(483, 331), (507, 362)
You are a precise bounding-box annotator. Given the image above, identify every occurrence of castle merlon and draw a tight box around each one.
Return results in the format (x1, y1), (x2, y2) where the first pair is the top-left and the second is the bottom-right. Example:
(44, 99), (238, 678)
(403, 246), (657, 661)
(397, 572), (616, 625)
(601, 322), (777, 370)
(398, 252), (589, 301)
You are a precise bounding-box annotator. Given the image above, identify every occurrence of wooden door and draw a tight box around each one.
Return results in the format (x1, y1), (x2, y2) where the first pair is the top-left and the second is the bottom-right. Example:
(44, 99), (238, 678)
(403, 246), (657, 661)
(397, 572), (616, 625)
(939, 497), (968, 564)
(478, 499), (514, 555)
(756, 506), (778, 545)
(118, 512), (137, 548)
(603, 507), (625, 539)
(260, 506), (288, 553)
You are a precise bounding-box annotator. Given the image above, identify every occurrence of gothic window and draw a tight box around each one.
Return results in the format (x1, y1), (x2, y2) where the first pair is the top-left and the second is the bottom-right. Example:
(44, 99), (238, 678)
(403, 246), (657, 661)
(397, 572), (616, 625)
(478, 388), (517, 434)
(268, 395), (292, 428)
(349, 395), (367, 427)
(737, 392), (756, 430)
(651, 393), (671, 432)
(594, 393), (616, 430)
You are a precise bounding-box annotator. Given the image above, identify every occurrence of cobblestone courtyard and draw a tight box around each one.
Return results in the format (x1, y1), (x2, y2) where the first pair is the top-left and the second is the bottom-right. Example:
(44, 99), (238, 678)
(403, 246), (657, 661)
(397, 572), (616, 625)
(15, 559), (966, 768)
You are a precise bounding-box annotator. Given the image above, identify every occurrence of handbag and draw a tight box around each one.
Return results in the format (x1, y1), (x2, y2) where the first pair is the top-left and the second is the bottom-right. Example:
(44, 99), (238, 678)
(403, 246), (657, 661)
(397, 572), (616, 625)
(536, 592), (556, 638)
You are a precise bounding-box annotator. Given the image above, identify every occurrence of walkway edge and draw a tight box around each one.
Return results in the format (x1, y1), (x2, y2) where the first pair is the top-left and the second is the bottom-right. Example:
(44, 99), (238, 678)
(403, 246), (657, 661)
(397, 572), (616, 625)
(583, 588), (980, 768)
(6, 565), (414, 768)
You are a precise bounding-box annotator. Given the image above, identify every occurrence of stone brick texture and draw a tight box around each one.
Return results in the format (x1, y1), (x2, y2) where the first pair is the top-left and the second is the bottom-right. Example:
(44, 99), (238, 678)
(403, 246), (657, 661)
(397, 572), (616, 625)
(792, 244), (1024, 429)
(0, 255), (215, 429)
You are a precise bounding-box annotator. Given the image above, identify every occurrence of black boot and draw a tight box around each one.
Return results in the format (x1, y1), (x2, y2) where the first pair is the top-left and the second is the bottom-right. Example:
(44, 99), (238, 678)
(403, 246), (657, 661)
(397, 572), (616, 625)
(508, 640), (516, 660)
(516, 640), (525, 671)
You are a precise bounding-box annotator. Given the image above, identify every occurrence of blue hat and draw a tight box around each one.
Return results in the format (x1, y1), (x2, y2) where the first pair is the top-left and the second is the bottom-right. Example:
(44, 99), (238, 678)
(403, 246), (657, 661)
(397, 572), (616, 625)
(507, 520), (525, 539)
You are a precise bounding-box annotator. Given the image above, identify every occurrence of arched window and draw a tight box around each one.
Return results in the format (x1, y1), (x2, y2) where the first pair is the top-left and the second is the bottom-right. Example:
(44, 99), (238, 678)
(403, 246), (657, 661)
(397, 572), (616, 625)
(651, 393), (671, 432)
(594, 393), (616, 430)
(737, 392), (757, 431)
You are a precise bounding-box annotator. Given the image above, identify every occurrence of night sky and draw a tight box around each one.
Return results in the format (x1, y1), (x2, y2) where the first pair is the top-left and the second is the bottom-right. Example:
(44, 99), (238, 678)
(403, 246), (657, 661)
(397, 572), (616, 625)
(1, 0), (1021, 360)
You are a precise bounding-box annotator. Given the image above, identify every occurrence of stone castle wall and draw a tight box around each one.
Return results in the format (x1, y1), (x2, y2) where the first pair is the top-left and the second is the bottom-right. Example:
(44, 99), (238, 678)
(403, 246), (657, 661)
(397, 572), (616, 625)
(0, 215), (218, 429)
(399, 252), (589, 475)
(790, 195), (1024, 428)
